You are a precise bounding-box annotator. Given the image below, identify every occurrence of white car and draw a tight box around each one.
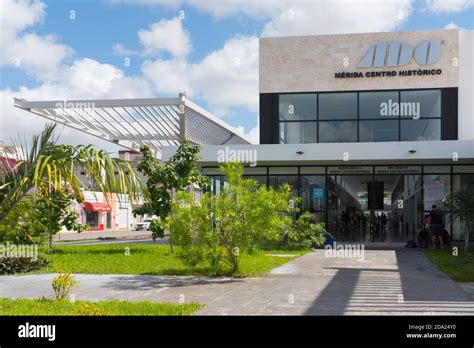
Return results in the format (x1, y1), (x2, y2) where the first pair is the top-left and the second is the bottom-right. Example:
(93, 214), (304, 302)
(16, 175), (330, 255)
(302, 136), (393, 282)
(135, 219), (152, 231)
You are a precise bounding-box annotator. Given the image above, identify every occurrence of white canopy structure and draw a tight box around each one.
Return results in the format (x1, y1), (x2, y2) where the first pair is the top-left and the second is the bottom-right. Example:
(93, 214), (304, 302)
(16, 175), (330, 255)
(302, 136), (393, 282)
(14, 93), (251, 158)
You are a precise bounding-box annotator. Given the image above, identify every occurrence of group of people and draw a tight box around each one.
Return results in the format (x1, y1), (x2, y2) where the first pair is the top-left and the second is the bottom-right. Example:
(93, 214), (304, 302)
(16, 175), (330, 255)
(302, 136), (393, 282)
(416, 204), (450, 249)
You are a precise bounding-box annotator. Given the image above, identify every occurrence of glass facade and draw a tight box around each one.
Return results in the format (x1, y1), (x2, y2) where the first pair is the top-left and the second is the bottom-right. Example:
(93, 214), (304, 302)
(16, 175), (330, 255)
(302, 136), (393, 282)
(204, 165), (474, 242)
(278, 89), (443, 144)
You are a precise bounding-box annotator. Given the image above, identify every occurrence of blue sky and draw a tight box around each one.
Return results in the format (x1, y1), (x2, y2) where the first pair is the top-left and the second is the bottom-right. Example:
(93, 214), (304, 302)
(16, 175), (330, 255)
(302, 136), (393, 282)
(1, 0), (473, 150)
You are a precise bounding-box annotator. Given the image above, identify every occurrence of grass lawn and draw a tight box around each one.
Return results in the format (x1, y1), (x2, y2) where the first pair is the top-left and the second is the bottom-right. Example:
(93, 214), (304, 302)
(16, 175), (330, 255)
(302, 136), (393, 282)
(41, 244), (308, 277)
(423, 249), (474, 282)
(0, 298), (202, 316)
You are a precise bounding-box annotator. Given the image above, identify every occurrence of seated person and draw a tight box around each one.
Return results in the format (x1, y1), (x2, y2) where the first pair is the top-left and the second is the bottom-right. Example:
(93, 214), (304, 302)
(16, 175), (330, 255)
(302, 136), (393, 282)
(324, 231), (335, 247)
(441, 229), (452, 246)
(416, 224), (430, 248)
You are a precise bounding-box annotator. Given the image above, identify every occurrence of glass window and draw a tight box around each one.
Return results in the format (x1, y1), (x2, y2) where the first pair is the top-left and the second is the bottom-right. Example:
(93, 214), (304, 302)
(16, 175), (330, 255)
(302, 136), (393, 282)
(401, 119), (440, 141)
(269, 167), (298, 175)
(453, 165), (474, 173)
(452, 174), (474, 240)
(280, 121), (317, 144)
(85, 211), (98, 228)
(269, 175), (298, 197)
(209, 176), (221, 195)
(319, 93), (357, 120)
(318, 121), (357, 143)
(300, 166), (325, 174)
(300, 176), (326, 212)
(279, 94), (317, 121)
(243, 167), (267, 175)
(202, 168), (221, 175)
(359, 91), (399, 119)
(243, 175), (267, 186)
(400, 90), (441, 118)
(359, 120), (399, 142)
(423, 166), (451, 174)
(106, 212), (112, 229)
(423, 175), (450, 211)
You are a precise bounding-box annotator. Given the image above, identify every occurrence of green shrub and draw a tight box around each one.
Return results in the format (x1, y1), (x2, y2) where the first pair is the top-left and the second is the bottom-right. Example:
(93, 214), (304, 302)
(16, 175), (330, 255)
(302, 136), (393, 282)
(277, 212), (326, 249)
(0, 199), (45, 244)
(52, 273), (77, 300)
(169, 162), (295, 275)
(177, 246), (205, 267)
(0, 256), (49, 275)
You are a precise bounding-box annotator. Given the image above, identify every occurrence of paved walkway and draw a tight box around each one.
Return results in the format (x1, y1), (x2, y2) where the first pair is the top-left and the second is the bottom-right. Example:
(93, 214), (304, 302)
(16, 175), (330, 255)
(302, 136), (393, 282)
(1, 249), (473, 315)
(54, 230), (152, 242)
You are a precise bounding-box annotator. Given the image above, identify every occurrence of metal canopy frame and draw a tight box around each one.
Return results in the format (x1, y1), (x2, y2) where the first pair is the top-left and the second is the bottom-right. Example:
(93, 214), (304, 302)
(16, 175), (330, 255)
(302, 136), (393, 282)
(13, 93), (251, 158)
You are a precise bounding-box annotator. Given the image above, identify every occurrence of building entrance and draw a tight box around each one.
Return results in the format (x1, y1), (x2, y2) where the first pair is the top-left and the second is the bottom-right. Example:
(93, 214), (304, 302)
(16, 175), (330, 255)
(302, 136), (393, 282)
(326, 174), (423, 243)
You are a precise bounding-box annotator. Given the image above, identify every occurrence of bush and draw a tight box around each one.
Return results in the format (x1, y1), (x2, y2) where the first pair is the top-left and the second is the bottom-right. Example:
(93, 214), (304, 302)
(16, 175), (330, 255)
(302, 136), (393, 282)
(0, 199), (45, 244)
(0, 256), (49, 275)
(277, 212), (326, 249)
(169, 162), (295, 275)
(52, 273), (78, 300)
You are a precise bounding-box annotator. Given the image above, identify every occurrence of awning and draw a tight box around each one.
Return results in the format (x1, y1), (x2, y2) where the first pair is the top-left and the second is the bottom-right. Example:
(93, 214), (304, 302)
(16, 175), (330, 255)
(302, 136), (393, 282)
(84, 202), (112, 212)
(13, 93), (252, 159)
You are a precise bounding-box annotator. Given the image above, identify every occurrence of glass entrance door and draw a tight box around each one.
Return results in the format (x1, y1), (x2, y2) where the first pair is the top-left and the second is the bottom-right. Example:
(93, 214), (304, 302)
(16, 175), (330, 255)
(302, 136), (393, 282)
(325, 174), (422, 243)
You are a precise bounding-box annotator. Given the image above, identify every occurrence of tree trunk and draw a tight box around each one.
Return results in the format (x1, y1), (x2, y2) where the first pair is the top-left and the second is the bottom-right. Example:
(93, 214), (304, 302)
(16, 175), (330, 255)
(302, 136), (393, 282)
(228, 250), (239, 275)
(169, 227), (174, 253)
(48, 206), (53, 253)
(169, 188), (176, 253)
(465, 223), (471, 254)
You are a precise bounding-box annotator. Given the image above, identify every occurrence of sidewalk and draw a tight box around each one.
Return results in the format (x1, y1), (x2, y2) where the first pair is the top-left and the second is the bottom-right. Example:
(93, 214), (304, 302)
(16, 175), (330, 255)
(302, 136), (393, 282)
(54, 230), (152, 242)
(2, 249), (473, 315)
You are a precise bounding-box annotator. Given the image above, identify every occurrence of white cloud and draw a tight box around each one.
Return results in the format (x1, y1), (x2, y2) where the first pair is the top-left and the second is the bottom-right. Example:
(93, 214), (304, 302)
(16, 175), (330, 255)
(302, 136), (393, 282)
(112, 0), (413, 37)
(1, 57), (154, 151)
(142, 35), (259, 116)
(444, 21), (464, 29)
(425, 0), (474, 13)
(0, 0), (75, 81)
(191, 36), (259, 115)
(112, 43), (138, 56)
(4, 33), (74, 81)
(261, 0), (413, 37)
(142, 59), (192, 95)
(3, 0), (420, 147)
(186, 0), (276, 19)
(69, 58), (123, 95)
(1, 1), (155, 150)
(138, 17), (191, 58)
(0, 0), (45, 39)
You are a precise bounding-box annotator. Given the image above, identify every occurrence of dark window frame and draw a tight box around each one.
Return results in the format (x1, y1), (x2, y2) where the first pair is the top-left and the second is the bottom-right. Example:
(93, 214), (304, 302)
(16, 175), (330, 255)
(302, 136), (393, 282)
(276, 88), (448, 144)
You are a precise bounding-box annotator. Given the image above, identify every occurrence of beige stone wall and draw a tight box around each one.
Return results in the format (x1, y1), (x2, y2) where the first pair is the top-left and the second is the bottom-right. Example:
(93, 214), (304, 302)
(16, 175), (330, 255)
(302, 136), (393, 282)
(259, 29), (459, 93)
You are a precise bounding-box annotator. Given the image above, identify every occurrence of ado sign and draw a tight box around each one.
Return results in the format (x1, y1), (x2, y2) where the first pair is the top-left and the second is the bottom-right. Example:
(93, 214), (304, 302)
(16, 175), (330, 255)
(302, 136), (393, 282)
(358, 40), (442, 68)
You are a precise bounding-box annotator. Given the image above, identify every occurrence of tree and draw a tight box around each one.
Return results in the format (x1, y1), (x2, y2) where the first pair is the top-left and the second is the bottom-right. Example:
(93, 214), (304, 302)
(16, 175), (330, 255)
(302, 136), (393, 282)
(169, 162), (295, 275)
(34, 184), (88, 252)
(0, 198), (43, 244)
(133, 140), (210, 251)
(443, 185), (474, 254)
(0, 123), (144, 238)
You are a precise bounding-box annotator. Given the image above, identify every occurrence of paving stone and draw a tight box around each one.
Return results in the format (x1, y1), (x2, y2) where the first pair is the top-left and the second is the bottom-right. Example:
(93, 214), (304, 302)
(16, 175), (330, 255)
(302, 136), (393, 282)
(1, 249), (473, 315)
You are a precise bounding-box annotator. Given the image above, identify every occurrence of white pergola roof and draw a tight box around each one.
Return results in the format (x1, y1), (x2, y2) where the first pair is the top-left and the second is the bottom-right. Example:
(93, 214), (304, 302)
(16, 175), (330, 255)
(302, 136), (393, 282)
(13, 93), (251, 158)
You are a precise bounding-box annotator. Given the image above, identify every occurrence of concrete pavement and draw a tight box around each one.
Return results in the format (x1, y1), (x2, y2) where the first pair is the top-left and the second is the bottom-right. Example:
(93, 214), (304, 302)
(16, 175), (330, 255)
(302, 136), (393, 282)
(1, 249), (473, 315)
(53, 230), (167, 245)
(54, 230), (152, 241)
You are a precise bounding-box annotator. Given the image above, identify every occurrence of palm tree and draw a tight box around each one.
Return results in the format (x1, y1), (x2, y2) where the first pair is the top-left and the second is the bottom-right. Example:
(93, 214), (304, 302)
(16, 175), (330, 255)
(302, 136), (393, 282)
(443, 185), (474, 254)
(0, 123), (144, 226)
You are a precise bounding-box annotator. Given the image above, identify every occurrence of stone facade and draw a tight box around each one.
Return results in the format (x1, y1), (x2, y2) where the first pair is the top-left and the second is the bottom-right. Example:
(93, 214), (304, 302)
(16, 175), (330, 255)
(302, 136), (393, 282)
(259, 29), (459, 93)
